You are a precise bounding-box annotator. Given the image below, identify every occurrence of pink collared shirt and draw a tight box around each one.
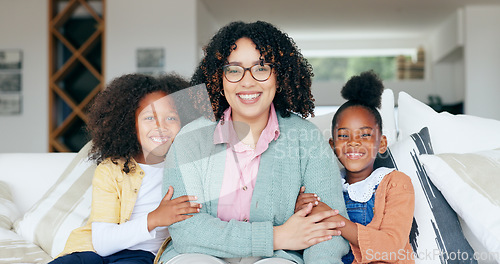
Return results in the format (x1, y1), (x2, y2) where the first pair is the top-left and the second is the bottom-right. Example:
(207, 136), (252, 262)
(213, 104), (280, 222)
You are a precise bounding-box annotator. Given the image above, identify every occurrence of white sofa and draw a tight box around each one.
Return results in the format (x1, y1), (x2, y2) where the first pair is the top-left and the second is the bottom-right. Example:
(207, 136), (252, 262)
(0, 153), (79, 263)
(1, 90), (499, 264)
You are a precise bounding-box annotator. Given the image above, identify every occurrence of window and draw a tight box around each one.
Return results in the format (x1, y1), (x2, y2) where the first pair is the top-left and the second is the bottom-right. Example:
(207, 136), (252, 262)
(304, 48), (423, 81)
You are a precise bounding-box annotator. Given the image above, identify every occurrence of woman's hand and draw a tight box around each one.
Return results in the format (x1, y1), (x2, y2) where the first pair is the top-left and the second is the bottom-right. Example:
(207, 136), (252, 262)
(273, 203), (344, 250)
(312, 201), (358, 246)
(295, 186), (321, 213)
(147, 186), (201, 231)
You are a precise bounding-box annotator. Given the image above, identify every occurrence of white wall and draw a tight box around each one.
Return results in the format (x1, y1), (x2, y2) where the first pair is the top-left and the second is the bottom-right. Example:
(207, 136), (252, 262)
(106, 0), (199, 82)
(428, 9), (466, 105)
(0, 0), (48, 152)
(196, 1), (219, 59)
(431, 48), (465, 104)
(463, 5), (500, 120)
(430, 9), (464, 64)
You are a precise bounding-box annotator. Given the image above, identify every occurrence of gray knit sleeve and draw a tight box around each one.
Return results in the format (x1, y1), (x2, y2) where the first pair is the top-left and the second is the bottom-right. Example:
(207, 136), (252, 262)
(299, 119), (350, 263)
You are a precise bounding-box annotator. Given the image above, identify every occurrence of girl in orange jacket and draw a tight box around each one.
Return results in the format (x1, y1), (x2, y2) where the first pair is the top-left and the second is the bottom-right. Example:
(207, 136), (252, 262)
(297, 71), (415, 263)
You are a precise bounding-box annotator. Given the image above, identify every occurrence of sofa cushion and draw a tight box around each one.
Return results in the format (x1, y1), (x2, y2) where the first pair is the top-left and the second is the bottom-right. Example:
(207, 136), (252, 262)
(13, 142), (96, 258)
(0, 181), (21, 230)
(0, 228), (51, 264)
(374, 127), (476, 263)
(397, 91), (500, 154)
(420, 148), (500, 263)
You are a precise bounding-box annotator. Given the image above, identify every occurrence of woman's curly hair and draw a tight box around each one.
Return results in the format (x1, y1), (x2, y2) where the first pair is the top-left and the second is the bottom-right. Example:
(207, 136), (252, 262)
(191, 20), (315, 120)
(86, 73), (190, 173)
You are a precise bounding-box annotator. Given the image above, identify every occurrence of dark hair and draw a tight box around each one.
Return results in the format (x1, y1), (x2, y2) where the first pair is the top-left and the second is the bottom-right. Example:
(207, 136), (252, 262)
(331, 70), (384, 136)
(86, 73), (190, 173)
(191, 20), (315, 120)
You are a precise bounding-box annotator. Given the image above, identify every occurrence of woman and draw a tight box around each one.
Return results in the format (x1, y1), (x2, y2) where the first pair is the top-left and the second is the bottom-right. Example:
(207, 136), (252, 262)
(159, 21), (349, 264)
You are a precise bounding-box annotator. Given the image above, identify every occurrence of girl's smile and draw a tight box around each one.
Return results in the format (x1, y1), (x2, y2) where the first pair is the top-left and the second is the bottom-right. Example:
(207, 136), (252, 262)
(150, 135), (173, 144)
(345, 152), (366, 160)
(135, 91), (181, 164)
(331, 106), (387, 183)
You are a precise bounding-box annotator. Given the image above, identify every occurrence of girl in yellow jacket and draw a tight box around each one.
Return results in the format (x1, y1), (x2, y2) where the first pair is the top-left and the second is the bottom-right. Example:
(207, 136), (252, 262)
(49, 73), (201, 264)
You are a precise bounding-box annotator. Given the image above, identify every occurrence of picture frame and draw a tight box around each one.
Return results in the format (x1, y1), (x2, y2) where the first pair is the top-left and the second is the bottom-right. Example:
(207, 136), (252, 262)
(0, 50), (22, 115)
(136, 48), (165, 76)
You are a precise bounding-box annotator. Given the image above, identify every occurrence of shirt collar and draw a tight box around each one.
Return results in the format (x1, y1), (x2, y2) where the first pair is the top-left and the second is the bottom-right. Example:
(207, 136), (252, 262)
(213, 103), (280, 149)
(341, 167), (395, 202)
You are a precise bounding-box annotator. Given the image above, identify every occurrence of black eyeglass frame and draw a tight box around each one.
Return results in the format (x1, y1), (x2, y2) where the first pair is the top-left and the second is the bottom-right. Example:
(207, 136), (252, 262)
(222, 63), (274, 83)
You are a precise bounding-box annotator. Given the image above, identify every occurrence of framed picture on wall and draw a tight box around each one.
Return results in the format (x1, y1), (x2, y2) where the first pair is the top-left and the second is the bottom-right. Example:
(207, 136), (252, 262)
(0, 50), (22, 69)
(136, 48), (165, 76)
(0, 50), (22, 115)
(0, 73), (21, 92)
(0, 93), (22, 115)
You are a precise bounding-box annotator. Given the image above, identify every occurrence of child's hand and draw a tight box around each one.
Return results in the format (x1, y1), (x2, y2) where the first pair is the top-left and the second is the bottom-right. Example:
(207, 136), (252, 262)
(295, 186), (320, 213)
(147, 186), (201, 231)
(274, 203), (342, 250)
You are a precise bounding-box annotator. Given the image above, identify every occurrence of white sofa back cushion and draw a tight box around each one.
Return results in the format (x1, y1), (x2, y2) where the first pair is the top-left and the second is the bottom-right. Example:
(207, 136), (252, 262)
(397, 91), (500, 154)
(0, 152), (77, 214)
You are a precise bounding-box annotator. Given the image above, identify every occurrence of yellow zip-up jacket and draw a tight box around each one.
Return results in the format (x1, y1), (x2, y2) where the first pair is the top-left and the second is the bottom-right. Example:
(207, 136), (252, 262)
(58, 158), (145, 257)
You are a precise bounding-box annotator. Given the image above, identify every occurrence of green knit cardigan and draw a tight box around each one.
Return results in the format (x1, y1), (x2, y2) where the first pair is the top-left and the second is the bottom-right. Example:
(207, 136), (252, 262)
(159, 113), (349, 264)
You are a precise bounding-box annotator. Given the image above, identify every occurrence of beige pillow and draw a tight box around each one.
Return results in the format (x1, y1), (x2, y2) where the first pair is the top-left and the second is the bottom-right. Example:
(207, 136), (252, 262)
(420, 148), (500, 263)
(13, 142), (96, 258)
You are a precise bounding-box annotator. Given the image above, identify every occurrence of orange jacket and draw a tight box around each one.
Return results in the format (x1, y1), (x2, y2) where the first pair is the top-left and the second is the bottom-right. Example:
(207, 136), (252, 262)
(351, 170), (415, 263)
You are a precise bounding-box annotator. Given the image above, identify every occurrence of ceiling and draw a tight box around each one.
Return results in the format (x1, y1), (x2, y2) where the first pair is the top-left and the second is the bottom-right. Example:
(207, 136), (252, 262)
(200, 0), (500, 40)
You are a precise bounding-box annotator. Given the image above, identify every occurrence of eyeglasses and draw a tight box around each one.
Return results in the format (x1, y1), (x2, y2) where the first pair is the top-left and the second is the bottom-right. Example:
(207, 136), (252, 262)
(222, 63), (273, 83)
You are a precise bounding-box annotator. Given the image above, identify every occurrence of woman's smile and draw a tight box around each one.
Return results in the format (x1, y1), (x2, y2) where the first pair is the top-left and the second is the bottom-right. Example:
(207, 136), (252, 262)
(236, 91), (262, 103)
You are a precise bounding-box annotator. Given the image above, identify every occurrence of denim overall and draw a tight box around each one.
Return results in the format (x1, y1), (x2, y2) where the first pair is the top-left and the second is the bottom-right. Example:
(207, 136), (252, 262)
(341, 186), (378, 264)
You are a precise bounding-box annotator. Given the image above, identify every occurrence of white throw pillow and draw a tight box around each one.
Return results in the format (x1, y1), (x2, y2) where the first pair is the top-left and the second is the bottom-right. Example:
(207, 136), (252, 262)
(308, 88), (397, 146)
(13, 142), (96, 258)
(0, 181), (21, 230)
(420, 149), (500, 263)
(397, 91), (500, 154)
(374, 127), (476, 263)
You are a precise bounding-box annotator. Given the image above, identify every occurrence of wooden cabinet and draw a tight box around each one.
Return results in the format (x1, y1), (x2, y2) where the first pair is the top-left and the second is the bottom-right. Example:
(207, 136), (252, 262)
(48, 0), (105, 152)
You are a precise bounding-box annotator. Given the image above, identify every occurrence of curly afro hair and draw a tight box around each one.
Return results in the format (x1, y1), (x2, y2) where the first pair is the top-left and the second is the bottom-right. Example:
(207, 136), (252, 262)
(191, 20), (315, 120)
(331, 70), (385, 134)
(86, 73), (190, 173)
